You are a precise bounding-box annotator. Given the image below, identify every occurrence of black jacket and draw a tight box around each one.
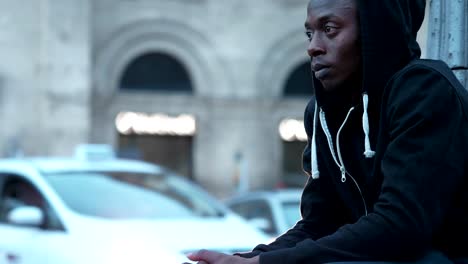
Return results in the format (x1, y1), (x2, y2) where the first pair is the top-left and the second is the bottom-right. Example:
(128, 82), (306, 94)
(239, 0), (468, 263)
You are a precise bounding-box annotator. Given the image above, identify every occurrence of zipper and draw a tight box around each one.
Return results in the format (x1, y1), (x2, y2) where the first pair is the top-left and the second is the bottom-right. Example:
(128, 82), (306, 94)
(319, 107), (355, 182)
(336, 107), (354, 183)
(319, 106), (368, 216)
(319, 109), (343, 171)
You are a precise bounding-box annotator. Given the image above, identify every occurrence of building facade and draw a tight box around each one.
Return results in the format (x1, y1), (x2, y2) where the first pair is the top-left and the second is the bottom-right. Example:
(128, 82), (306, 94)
(0, 0), (465, 197)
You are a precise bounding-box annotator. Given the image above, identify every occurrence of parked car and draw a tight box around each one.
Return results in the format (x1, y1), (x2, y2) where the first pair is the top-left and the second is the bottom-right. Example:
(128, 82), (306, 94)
(0, 145), (268, 264)
(225, 189), (302, 238)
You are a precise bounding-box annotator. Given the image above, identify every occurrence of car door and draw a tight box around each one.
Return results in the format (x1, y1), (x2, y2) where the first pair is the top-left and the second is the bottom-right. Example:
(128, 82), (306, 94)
(0, 174), (69, 264)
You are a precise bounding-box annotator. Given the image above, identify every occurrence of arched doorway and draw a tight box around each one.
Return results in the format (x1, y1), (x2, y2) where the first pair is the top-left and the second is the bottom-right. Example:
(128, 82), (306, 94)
(116, 52), (195, 179)
(120, 52), (193, 93)
(283, 62), (314, 97)
(281, 62), (314, 187)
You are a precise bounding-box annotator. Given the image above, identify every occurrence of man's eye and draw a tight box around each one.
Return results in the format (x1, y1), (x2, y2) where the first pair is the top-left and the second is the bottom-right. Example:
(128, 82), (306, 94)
(324, 25), (336, 34)
(305, 31), (313, 41)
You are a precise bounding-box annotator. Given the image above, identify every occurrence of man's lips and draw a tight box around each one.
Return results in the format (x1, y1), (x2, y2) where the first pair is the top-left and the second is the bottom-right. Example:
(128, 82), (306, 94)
(312, 63), (331, 79)
(311, 63), (330, 72)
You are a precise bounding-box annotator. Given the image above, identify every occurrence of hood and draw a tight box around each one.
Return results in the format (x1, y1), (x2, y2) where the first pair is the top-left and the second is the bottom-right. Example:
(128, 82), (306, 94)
(313, 0), (426, 110)
(309, 0), (426, 179)
(359, 0), (425, 100)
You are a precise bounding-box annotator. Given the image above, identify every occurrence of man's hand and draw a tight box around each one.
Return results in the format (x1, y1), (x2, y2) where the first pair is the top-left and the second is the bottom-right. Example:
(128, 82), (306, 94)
(184, 250), (259, 264)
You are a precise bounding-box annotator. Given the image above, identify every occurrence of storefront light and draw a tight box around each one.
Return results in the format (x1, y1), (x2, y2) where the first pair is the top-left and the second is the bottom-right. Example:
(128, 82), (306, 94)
(115, 112), (196, 136)
(279, 118), (307, 142)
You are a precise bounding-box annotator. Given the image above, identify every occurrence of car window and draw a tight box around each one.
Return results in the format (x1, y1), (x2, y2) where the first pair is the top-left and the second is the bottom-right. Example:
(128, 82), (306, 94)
(281, 201), (301, 228)
(45, 171), (224, 219)
(0, 175), (64, 230)
(230, 199), (277, 235)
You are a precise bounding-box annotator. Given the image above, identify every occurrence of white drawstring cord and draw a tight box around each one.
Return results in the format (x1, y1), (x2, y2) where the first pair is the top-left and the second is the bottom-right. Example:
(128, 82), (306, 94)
(320, 107), (355, 182)
(319, 109), (342, 169)
(362, 93), (376, 158)
(320, 107), (354, 182)
(336, 107), (355, 182)
(310, 93), (375, 180)
(311, 102), (320, 179)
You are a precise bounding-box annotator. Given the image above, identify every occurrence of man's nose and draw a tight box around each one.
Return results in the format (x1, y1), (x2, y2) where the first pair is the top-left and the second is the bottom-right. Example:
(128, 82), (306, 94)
(307, 35), (325, 57)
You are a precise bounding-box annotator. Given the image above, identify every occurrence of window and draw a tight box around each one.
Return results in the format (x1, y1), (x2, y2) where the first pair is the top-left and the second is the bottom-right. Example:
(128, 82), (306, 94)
(230, 199), (277, 235)
(120, 52), (193, 93)
(45, 171), (224, 219)
(0, 175), (64, 231)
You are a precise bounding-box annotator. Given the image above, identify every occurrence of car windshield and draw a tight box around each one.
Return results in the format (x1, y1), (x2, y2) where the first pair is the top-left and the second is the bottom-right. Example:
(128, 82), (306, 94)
(281, 201), (301, 227)
(45, 171), (225, 219)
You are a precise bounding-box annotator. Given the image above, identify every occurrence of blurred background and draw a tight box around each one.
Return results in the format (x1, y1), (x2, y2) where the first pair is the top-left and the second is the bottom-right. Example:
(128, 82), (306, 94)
(0, 1), (467, 263)
(0, 0), (466, 199)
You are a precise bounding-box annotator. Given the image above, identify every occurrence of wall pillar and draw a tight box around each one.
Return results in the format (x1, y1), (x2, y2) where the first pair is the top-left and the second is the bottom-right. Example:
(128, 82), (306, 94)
(194, 99), (282, 198)
(427, 0), (468, 88)
(38, 0), (92, 155)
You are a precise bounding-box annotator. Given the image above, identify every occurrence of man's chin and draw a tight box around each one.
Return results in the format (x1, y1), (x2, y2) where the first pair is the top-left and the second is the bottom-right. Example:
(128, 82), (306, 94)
(318, 79), (339, 92)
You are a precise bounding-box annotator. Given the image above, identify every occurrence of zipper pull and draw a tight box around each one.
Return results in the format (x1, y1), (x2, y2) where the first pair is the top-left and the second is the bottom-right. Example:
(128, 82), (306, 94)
(340, 167), (346, 182)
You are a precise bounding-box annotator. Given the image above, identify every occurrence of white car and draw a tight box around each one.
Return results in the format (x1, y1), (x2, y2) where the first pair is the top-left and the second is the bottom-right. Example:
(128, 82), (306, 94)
(225, 189), (303, 238)
(0, 145), (268, 264)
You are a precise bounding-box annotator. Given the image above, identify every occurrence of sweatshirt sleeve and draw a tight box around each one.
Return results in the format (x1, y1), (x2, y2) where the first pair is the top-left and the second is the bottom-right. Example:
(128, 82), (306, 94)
(237, 99), (345, 258)
(258, 66), (467, 263)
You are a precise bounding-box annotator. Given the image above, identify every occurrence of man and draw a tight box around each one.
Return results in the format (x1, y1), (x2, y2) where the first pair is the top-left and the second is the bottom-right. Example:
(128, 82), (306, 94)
(186, 0), (468, 263)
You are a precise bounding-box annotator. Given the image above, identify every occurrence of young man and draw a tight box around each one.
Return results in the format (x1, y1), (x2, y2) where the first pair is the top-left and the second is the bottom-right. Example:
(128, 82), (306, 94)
(186, 0), (468, 263)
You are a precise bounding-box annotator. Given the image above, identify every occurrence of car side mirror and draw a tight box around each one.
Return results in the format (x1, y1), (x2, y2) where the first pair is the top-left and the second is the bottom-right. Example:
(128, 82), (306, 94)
(248, 217), (272, 233)
(7, 206), (44, 227)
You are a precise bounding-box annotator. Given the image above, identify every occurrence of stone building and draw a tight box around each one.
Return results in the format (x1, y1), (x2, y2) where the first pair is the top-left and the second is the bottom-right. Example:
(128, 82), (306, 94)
(0, 0), (465, 197)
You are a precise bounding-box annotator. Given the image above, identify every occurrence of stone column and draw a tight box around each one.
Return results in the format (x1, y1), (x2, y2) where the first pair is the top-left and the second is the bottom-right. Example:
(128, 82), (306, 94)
(194, 98), (282, 198)
(426, 0), (468, 89)
(38, 0), (92, 155)
(0, 2), (43, 156)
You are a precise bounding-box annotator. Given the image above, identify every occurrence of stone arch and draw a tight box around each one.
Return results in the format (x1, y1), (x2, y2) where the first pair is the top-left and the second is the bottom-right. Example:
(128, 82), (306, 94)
(93, 18), (229, 103)
(257, 29), (310, 98)
(91, 19), (230, 145)
(120, 52), (194, 93)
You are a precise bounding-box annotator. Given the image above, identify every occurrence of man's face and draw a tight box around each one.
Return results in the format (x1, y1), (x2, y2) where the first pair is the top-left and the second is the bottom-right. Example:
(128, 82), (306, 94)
(305, 0), (361, 92)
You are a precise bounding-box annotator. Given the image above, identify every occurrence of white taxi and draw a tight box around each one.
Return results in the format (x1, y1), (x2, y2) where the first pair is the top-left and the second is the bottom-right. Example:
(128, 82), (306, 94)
(0, 145), (268, 264)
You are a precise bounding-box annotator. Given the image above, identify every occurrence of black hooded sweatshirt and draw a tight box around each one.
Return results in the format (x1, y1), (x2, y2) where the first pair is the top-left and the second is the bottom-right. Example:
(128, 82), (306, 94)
(238, 0), (468, 263)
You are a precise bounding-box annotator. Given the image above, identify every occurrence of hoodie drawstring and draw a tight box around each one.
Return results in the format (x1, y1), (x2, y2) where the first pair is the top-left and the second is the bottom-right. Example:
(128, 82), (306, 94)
(310, 93), (375, 179)
(311, 102), (320, 179)
(362, 93), (376, 158)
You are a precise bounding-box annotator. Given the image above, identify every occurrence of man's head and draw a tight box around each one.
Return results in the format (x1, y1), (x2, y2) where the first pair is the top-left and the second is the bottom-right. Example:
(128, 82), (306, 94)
(305, 0), (361, 92)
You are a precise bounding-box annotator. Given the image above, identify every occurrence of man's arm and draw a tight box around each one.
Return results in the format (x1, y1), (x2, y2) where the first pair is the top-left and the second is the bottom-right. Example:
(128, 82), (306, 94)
(256, 65), (467, 263)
